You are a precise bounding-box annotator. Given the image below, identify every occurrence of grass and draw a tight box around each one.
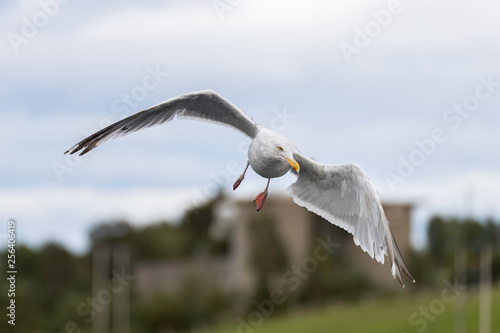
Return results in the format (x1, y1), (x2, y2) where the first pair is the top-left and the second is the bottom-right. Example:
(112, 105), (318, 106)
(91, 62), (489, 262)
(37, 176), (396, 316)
(206, 286), (500, 333)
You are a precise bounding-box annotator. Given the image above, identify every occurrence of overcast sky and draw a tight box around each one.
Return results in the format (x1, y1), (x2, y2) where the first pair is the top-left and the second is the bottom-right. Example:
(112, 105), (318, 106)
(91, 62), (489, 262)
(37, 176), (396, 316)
(1, 0), (499, 253)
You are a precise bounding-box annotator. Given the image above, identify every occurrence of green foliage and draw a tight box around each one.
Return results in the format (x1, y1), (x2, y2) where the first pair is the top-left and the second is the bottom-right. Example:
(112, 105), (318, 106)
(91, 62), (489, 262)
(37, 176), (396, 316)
(182, 191), (223, 239)
(246, 213), (290, 315)
(423, 216), (500, 286)
(88, 192), (228, 260)
(0, 243), (91, 333)
(248, 213), (289, 277)
(132, 222), (195, 259)
(90, 221), (195, 260)
(134, 276), (231, 333)
(300, 256), (371, 304)
(182, 191), (229, 255)
(427, 216), (450, 264)
(297, 215), (372, 304)
(89, 216), (227, 261)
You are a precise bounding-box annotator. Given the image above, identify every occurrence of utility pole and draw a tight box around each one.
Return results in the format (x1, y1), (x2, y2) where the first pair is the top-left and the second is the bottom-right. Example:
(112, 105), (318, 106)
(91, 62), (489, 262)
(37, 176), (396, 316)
(112, 243), (131, 333)
(92, 244), (111, 333)
(479, 244), (492, 333)
(454, 247), (467, 333)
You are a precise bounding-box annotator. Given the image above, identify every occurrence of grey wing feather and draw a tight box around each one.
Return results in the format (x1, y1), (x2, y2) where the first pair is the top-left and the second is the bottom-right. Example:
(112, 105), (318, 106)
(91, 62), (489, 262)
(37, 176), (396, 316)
(287, 152), (415, 287)
(65, 90), (258, 156)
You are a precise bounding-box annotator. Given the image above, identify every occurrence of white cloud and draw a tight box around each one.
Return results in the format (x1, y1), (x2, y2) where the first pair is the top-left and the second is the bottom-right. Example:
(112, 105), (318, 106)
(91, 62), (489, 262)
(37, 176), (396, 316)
(4, 0), (498, 88)
(0, 185), (198, 252)
(2, 0), (500, 253)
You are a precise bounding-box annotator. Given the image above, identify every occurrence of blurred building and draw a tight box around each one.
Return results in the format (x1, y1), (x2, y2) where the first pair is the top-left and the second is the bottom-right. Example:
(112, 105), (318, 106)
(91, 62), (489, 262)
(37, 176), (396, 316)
(135, 257), (231, 297)
(135, 197), (413, 297)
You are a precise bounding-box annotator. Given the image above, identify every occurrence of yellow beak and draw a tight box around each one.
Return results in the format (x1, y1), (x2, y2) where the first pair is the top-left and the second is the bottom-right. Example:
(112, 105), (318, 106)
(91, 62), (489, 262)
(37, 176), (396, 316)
(286, 157), (300, 173)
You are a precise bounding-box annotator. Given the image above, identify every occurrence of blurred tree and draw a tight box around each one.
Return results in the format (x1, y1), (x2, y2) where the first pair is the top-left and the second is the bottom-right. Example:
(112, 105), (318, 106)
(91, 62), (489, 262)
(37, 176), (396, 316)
(134, 275), (230, 333)
(299, 215), (371, 304)
(427, 216), (451, 265)
(247, 213), (289, 310)
(484, 218), (500, 280)
(423, 215), (500, 287)
(129, 221), (194, 259)
(182, 190), (228, 255)
(0, 243), (91, 333)
(88, 192), (228, 260)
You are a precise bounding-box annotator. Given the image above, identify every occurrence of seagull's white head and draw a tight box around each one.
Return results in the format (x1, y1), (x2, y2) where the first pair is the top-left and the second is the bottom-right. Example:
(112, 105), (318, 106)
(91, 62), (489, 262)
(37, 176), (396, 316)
(274, 141), (300, 173)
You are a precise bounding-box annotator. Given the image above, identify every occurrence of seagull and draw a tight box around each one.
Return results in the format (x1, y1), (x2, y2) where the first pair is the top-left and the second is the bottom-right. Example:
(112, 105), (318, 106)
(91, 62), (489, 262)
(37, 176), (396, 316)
(65, 90), (415, 287)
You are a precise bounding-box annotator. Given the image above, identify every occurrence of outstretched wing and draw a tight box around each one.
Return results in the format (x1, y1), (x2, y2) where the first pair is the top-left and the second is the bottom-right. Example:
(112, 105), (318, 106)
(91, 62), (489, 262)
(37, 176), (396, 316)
(287, 153), (414, 287)
(65, 90), (258, 156)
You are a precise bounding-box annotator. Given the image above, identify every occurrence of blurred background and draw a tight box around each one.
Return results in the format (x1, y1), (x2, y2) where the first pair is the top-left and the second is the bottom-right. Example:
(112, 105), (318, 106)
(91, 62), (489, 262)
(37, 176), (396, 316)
(1, 0), (499, 332)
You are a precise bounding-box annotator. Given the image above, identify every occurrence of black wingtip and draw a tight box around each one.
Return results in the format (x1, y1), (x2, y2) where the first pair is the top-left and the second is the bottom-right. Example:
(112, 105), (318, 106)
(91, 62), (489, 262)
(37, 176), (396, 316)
(64, 143), (83, 156)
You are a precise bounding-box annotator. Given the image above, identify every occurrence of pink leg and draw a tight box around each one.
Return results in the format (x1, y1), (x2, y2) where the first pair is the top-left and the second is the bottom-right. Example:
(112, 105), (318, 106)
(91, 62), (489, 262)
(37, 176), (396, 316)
(254, 178), (270, 212)
(233, 161), (250, 191)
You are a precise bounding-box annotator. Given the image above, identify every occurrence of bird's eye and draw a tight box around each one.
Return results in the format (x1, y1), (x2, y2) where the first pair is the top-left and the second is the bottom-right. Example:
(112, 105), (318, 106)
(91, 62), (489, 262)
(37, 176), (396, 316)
(277, 146), (283, 151)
